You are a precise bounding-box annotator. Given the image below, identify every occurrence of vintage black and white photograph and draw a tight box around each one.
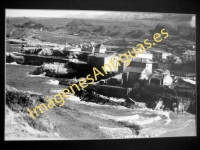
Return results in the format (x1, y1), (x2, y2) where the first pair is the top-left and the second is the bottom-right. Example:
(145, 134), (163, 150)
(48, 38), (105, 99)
(5, 9), (196, 140)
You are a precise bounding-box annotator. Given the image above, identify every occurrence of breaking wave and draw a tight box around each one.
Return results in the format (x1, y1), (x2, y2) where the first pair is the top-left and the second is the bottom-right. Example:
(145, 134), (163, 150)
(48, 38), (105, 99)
(24, 90), (43, 95)
(45, 79), (60, 85)
(67, 95), (130, 110)
(50, 90), (63, 93)
(6, 62), (20, 65)
(6, 62), (38, 67)
(100, 114), (162, 126)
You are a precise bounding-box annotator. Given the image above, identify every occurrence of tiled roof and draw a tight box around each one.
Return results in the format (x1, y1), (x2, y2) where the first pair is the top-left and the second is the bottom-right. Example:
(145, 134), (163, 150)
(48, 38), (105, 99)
(155, 68), (167, 73)
(150, 73), (165, 80)
(131, 57), (153, 63)
(154, 69), (170, 74)
(123, 67), (145, 73)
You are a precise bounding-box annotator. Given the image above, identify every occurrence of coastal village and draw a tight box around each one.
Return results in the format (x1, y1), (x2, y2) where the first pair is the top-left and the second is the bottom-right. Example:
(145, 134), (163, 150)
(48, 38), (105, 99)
(6, 38), (196, 87)
(6, 37), (196, 112)
(5, 11), (196, 139)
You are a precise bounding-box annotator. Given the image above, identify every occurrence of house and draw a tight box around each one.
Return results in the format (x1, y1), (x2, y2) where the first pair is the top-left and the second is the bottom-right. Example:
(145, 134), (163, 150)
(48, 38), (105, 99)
(122, 67), (151, 87)
(182, 50), (195, 62)
(130, 58), (153, 74)
(93, 44), (106, 53)
(149, 69), (173, 86)
(133, 50), (153, 60)
(150, 49), (172, 60)
(121, 58), (153, 87)
(167, 54), (179, 60)
(64, 46), (81, 53)
(87, 53), (119, 73)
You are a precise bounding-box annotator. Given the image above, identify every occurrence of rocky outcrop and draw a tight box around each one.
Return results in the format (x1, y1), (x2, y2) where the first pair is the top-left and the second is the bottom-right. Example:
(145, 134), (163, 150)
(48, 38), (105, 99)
(6, 52), (24, 64)
(154, 99), (163, 110)
(31, 62), (76, 77)
(5, 85), (59, 139)
(21, 47), (42, 54)
(59, 78), (78, 86)
(38, 48), (53, 56)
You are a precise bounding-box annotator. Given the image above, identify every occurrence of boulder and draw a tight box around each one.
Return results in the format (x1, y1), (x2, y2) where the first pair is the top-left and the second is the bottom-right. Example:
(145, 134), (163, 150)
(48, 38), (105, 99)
(178, 102), (184, 113)
(6, 52), (24, 64)
(154, 99), (163, 110)
(14, 55), (24, 64)
(52, 49), (64, 56)
(22, 48), (42, 54)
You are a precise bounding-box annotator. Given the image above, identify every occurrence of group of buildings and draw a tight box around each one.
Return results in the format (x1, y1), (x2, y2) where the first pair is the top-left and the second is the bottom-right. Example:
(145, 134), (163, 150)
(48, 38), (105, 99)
(83, 43), (195, 88)
(8, 37), (195, 88)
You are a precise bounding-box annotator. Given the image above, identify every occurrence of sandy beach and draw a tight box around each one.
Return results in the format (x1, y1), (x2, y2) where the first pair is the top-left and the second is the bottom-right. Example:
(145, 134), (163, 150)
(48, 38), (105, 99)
(159, 120), (196, 137)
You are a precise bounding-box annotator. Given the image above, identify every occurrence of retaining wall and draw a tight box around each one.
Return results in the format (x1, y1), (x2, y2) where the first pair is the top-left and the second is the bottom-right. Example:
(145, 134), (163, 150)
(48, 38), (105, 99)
(86, 84), (132, 98)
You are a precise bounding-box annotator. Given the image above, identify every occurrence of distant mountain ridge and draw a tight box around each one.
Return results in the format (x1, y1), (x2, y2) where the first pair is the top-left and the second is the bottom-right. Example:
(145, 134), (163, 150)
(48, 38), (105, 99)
(6, 13), (195, 42)
(61, 12), (193, 22)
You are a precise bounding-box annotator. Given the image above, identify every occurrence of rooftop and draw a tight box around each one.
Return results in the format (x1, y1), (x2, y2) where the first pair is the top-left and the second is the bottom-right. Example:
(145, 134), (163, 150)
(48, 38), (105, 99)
(149, 48), (171, 55)
(95, 44), (106, 49)
(123, 67), (145, 73)
(150, 73), (165, 80)
(155, 69), (169, 73)
(88, 53), (114, 58)
(131, 57), (153, 63)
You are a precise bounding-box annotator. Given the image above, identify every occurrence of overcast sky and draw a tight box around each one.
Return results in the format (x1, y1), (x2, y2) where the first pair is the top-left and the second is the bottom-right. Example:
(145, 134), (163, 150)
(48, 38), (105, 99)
(6, 9), (106, 18)
(6, 9), (195, 28)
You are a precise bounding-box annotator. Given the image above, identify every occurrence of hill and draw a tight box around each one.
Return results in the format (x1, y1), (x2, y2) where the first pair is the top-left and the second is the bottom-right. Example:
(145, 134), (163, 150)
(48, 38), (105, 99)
(6, 14), (195, 45)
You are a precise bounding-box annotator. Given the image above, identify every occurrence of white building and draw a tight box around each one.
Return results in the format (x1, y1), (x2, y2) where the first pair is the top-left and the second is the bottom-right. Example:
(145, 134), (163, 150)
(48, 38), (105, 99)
(182, 50), (195, 61)
(64, 46), (81, 53)
(149, 49), (172, 60)
(93, 44), (106, 53)
(87, 53), (119, 73)
(137, 51), (153, 60)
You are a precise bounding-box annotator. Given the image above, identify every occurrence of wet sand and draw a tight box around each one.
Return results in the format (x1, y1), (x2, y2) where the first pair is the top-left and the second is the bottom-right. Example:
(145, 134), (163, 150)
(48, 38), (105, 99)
(159, 120), (196, 137)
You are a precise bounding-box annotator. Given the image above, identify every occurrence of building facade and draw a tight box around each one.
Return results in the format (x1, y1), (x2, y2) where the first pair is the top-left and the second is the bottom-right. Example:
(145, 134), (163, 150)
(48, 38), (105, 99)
(122, 67), (150, 87)
(149, 69), (173, 86)
(130, 58), (153, 74)
(94, 44), (106, 53)
(182, 50), (196, 61)
(87, 53), (119, 73)
(150, 49), (172, 60)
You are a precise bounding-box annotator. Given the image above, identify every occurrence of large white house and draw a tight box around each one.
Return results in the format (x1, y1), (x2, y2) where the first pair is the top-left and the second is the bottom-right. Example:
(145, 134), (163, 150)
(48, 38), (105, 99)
(64, 46), (81, 52)
(93, 44), (106, 53)
(182, 50), (195, 61)
(136, 51), (153, 60)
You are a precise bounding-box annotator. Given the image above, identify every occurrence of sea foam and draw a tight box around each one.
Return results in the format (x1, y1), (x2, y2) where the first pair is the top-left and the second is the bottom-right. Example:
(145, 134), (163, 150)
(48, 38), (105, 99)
(45, 79), (60, 85)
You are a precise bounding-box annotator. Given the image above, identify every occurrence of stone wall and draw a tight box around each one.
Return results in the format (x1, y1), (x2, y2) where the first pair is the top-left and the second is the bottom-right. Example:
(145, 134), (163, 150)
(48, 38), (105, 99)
(85, 84), (131, 98)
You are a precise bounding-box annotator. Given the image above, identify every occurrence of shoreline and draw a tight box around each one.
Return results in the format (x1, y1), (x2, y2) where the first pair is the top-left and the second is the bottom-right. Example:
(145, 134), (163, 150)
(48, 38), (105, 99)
(5, 84), (196, 139)
(158, 120), (196, 137)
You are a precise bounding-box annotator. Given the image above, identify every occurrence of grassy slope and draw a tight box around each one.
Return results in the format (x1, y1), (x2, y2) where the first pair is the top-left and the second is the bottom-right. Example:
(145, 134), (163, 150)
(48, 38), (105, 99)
(6, 85), (136, 139)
